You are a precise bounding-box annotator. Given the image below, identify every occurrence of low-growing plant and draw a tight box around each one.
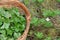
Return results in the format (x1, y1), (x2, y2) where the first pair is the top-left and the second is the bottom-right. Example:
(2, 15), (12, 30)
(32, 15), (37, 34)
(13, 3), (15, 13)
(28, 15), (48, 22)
(42, 9), (60, 17)
(39, 18), (53, 28)
(37, 0), (44, 3)
(34, 32), (44, 39)
(44, 36), (52, 40)
(31, 17), (39, 26)
(24, 0), (29, 5)
(42, 9), (56, 17)
(31, 17), (53, 28)
(32, 0), (44, 3)
(55, 37), (60, 40)
(56, 0), (60, 3)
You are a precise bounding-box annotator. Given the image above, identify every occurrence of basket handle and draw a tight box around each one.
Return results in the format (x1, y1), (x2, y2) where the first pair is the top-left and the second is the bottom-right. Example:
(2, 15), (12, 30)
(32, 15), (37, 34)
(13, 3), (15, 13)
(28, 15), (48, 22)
(0, 1), (31, 40)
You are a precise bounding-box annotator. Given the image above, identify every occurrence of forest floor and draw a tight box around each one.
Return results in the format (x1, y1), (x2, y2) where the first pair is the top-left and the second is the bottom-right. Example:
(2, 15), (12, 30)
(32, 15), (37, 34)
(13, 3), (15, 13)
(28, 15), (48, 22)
(20, 0), (60, 40)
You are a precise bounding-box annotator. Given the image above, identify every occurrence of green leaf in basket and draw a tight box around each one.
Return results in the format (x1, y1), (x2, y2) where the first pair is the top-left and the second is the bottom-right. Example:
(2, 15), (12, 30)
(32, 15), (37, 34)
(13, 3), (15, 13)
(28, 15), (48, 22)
(1, 22), (10, 29)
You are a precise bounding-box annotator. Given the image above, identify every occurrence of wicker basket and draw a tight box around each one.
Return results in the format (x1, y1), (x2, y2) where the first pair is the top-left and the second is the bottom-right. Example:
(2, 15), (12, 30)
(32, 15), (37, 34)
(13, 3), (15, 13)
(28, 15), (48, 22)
(0, 0), (31, 40)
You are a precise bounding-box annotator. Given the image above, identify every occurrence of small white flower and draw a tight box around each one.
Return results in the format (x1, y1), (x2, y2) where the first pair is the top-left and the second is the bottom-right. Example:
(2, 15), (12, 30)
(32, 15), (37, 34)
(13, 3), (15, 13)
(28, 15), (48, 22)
(46, 17), (50, 21)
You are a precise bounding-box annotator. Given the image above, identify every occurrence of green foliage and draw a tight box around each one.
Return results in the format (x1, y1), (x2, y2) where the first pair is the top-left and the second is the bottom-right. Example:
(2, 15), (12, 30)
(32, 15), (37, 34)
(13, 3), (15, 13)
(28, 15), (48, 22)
(42, 9), (56, 17)
(39, 18), (53, 28)
(55, 37), (60, 40)
(32, 0), (44, 3)
(57, 38), (60, 40)
(31, 17), (39, 26)
(14, 32), (21, 39)
(39, 18), (46, 24)
(42, 9), (60, 17)
(37, 0), (44, 3)
(34, 32), (44, 39)
(56, 0), (60, 2)
(0, 7), (26, 40)
(24, 0), (29, 5)
(7, 38), (14, 40)
(44, 21), (53, 28)
(44, 36), (52, 40)
(54, 9), (60, 15)
(1, 22), (10, 29)
(0, 30), (6, 36)
(31, 17), (53, 28)
(32, 0), (36, 2)
(0, 34), (7, 40)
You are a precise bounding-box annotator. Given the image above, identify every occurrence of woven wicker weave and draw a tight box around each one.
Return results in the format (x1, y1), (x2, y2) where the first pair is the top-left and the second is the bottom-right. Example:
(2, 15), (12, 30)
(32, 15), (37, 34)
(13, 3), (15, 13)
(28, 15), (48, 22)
(0, 0), (31, 40)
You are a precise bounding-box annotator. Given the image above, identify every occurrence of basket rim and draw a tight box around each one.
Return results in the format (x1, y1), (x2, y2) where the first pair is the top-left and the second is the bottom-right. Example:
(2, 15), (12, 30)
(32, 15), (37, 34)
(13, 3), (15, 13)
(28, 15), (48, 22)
(0, 1), (31, 40)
